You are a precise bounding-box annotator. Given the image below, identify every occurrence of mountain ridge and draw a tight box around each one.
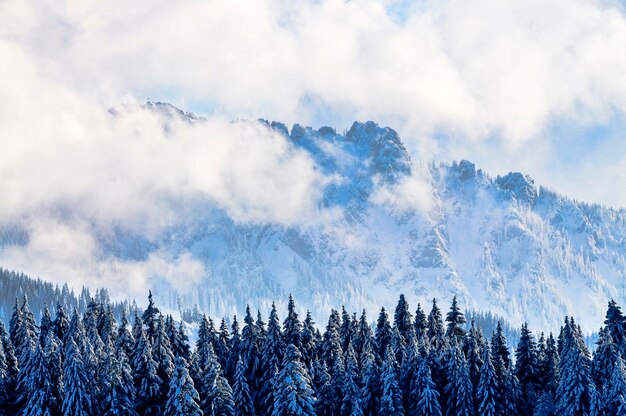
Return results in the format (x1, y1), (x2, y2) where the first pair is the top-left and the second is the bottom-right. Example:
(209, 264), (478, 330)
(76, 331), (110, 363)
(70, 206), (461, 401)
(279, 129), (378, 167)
(3, 102), (625, 332)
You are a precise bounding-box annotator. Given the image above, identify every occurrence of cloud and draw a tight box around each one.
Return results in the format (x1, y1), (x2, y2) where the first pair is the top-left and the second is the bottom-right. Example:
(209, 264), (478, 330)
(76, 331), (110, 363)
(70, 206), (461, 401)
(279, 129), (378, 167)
(371, 168), (434, 214)
(0, 217), (207, 297)
(4, 0), (626, 141)
(0, 34), (330, 296)
(2, 0), (625, 206)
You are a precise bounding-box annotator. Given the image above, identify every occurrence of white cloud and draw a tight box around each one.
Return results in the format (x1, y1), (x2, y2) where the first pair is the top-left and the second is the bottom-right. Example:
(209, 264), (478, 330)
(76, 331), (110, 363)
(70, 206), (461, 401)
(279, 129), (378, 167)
(371, 169), (434, 214)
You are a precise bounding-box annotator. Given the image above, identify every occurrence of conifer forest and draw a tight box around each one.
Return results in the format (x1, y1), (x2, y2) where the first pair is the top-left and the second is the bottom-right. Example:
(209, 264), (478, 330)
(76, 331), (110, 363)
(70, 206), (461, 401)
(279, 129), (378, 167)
(1, 290), (624, 416)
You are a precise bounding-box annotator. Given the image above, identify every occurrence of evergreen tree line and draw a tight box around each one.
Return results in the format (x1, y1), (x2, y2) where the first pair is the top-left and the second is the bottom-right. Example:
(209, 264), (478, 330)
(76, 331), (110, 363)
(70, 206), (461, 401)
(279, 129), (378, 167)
(1, 291), (626, 416)
(0, 268), (136, 323)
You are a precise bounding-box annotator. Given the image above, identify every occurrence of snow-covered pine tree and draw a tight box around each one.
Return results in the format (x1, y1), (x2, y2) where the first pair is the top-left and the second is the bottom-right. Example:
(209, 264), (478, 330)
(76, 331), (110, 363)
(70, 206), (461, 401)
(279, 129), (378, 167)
(604, 299), (626, 353)
(53, 303), (70, 343)
(0, 320), (19, 414)
(153, 315), (176, 398)
(445, 296), (466, 344)
(394, 295), (414, 345)
(427, 300), (446, 353)
(340, 307), (354, 354)
(311, 360), (334, 416)
(354, 310), (372, 362)
(213, 319), (229, 368)
(165, 357), (203, 416)
(491, 322), (511, 370)
(464, 320), (484, 394)
(132, 326), (163, 415)
(272, 344), (316, 416)
(409, 359), (442, 416)
(200, 343), (235, 416)
(591, 327), (619, 393)
(359, 342), (381, 416)
(62, 338), (92, 416)
(283, 295), (302, 351)
(379, 347), (403, 416)
(259, 303), (284, 414)
(226, 316), (242, 380)
(476, 345), (497, 416)
(102, 343), (138, 416)
(514, 323), (541, 416)
(321, 309), (343, 368)
(415, 304), (428, 342)
(301, 310), (317, 368)
(116, 311), (135, 361)
(240, 306), (263, 412)
(142, 291), (161, 343)
(556, 317), (594, 416)
(445, 345), (474, 416)
(19, 343), (54, 416)
(233, 356), (255, 416)
(375, 308), (393, 361)
(342, 344), (363, 416)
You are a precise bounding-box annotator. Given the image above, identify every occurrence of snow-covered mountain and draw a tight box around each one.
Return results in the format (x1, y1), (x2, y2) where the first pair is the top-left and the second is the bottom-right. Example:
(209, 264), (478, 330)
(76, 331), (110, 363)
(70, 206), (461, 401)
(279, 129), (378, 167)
(5, 102), (626, 331)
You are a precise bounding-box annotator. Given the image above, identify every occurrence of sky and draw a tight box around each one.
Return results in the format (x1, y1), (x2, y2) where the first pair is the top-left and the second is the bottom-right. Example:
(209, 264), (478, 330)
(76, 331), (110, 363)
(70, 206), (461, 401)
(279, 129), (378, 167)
(1, 0), (626, 295)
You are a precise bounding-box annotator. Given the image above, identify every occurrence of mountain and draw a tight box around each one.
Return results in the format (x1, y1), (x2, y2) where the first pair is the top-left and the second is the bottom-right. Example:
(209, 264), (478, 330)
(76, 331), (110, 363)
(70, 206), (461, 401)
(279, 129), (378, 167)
(3, 102), (626, 331)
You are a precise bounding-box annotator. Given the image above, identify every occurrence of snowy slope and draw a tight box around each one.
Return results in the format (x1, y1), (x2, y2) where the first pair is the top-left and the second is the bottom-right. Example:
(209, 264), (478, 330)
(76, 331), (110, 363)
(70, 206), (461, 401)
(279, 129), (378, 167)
(5, 102), (626, 331)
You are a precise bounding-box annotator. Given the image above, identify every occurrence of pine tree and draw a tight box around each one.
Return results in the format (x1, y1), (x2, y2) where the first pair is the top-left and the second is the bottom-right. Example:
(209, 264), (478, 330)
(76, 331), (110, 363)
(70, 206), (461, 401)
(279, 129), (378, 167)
(240, 306), (263, 412)
(153, 314), (176, 399)
(165, 357), (203, 416)
(379, 347), (403, 416)
(445, 345), (474, 416)
(514, 323), (541, 416)
(556, 318), (594, 416)
(342, 344), (363, 416)
(260, 303), (284, 414)
(62, 338), (92, 416)
(445, 296), (466, 344)
(394, 294), (413, 343)
(233, 357), (255, 416)
(476, 346), (497, 416)
(427, 300), (446, 352)
(103, 344), (138, 416)
(409, 359), (442, 416)
(272, 344), (316, 416)
(142, 291), (161, 343)
(53, 303), (70, 342)
(313, 360), (335, 416)
(200, 343), (235, 416)
(415, 304), (428, 341)
(491, 322), (510, 369)
(301, 311), (317, 368)
(604, 299), (626, 352)
(360, 341), (381, 416)
(132, 327), (163, 415)
(321, 309), (343, 368)
(375, 308), (393, 361)
(116, 311), (135, 361)
(19, 343), (55, 416)
(283, 295), (302, 351)
(0, 320), (18, 415)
